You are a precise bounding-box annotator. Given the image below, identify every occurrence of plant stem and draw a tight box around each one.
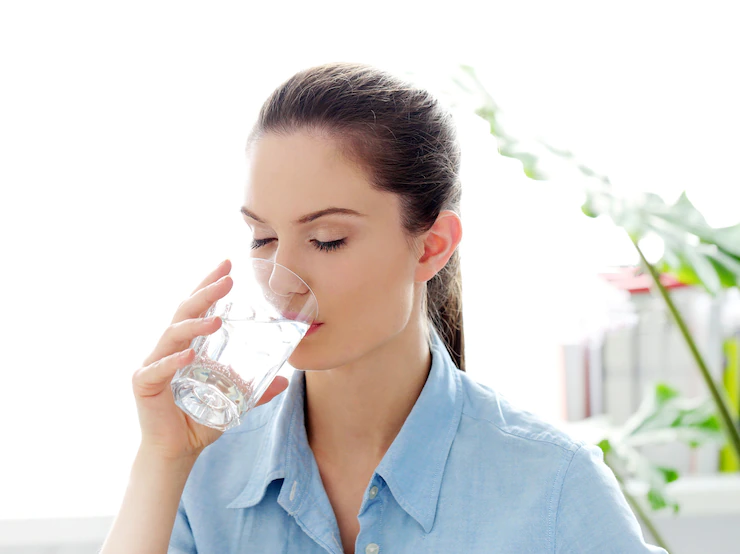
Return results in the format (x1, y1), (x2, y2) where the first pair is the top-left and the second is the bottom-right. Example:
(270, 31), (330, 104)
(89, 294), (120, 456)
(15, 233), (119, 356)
(633, 238), (740, 462)
(605, 454), (671, 551)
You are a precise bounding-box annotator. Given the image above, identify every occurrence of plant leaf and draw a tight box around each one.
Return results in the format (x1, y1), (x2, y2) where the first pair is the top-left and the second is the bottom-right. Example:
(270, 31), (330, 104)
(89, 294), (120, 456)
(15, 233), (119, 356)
(581, 201), (599, 218)
(597, 438), (612, 455)
(707, 258), (738, 288)
(655, 383), (680, 404)
(672, 192), (710, 229)
(656, 466), (680, 484)
(683, 246), (722, 295)
(647, 488), (667, 510)
(713, 224), (740, 257)
(619, 383), (725, 449)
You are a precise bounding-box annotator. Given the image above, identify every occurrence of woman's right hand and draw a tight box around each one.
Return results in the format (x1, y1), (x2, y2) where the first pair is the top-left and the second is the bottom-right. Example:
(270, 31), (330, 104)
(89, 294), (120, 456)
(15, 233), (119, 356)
(131, 259), (290, 462)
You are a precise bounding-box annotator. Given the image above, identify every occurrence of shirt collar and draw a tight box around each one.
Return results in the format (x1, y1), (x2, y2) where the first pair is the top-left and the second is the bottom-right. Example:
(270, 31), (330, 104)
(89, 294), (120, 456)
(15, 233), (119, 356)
(227, 326), (464, 534)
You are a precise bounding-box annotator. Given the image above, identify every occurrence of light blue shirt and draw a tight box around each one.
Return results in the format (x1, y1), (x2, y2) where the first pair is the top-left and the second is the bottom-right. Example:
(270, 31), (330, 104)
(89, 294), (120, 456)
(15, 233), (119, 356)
(169, 326), (666, 553)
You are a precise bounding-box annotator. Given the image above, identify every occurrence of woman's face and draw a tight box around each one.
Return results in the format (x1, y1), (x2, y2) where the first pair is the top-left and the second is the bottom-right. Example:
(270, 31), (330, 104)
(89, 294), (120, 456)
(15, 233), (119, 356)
(241, 130), (426, 371)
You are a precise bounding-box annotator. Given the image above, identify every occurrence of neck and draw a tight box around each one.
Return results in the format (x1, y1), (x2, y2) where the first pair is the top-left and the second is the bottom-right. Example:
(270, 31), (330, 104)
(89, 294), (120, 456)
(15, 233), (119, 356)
(304, 320), (432, 470)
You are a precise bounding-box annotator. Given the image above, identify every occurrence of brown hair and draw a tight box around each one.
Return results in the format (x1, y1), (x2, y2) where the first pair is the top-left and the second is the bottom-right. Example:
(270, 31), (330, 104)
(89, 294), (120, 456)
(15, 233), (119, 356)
(246, 62), (465, 372)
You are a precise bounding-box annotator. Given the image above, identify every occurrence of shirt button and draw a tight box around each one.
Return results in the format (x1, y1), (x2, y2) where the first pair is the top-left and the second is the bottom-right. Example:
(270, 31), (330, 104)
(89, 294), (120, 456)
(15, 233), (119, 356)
(365, 543), (379, 554)
(289, 480), (297, 501)
(368, 486), (379, 499)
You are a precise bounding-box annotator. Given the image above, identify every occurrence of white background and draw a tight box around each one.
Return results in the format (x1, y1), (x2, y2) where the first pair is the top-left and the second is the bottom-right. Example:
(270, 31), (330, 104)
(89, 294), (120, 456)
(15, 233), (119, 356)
(1, 0), (738, 519)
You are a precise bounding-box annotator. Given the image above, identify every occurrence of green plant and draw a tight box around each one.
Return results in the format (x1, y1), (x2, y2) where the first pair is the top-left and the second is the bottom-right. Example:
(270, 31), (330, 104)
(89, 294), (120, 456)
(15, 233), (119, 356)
(566, 383), (725, 551)
(448, 62), (740, 458)
(443, 63), (740, 549)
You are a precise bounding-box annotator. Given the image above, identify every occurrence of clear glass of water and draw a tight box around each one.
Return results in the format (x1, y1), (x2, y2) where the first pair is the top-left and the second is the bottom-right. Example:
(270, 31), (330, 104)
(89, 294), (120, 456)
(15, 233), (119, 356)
(171, 256), (318, 432)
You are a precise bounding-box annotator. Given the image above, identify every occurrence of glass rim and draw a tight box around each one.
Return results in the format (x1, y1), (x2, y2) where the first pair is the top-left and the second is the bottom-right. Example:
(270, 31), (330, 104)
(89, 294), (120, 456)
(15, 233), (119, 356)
(223, 256), (319, 324)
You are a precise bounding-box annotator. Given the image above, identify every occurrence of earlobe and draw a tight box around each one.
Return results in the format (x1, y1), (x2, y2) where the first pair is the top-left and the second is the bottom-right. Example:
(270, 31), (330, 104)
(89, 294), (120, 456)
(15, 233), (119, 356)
(414, 210), (463, 283)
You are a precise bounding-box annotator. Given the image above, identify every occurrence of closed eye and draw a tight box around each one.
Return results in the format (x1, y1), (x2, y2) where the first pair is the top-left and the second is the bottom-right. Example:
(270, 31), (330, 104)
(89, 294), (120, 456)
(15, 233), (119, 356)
(250, 237), (347, 253)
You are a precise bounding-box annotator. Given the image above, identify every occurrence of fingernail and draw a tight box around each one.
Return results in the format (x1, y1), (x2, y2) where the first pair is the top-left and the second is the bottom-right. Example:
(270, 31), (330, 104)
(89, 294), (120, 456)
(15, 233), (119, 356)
(204, 316), (219, 324)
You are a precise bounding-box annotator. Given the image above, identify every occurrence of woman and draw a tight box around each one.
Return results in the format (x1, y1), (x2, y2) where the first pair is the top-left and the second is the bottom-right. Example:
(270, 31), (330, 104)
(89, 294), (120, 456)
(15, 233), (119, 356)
(102, 62), (666, 554)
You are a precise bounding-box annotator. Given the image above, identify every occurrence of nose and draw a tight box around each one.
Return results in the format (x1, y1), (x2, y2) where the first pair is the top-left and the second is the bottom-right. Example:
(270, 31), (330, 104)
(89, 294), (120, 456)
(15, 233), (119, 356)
(250, 252), (316, 322)
(260, 246), (309, 297)
(268, 262), (310, 297)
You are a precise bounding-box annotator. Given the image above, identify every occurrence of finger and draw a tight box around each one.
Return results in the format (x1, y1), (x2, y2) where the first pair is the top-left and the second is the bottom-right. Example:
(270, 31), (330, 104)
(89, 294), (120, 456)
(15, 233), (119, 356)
(143, 316), (222, 367)
(191, 258), (232, 296)
(171, 273), (234, 325)
(168, 259), (231, 325)
(133, 348), (195, 399)
(255, 375), (289, 407)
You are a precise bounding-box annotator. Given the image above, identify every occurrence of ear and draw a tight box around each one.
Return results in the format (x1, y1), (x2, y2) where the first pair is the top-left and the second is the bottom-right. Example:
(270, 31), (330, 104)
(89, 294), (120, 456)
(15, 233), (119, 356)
(413, 210), (463, 283)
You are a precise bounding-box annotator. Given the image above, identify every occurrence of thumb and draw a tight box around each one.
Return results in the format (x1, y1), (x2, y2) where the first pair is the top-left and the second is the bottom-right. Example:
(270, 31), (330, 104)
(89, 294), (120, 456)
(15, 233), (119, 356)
(256, 375), (290, 407)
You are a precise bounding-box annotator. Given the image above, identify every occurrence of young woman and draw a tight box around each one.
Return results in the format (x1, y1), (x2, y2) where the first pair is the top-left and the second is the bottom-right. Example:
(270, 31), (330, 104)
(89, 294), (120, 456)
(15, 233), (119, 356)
(101, 62), (667, 554)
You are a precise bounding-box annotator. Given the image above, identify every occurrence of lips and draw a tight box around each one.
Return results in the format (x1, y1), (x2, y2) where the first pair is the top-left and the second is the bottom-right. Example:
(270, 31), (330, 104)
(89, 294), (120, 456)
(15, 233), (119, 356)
(280, 310), (321, 325)
(305, 322), (323, 336)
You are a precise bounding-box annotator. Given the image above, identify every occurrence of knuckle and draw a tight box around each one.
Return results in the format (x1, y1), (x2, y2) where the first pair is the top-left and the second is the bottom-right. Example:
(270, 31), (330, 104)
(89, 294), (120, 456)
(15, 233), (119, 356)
(167, 320), (185, 337)
(131, 366), (144, 385)
(176, 318), (198, 332)
(201, 288), (215, 306)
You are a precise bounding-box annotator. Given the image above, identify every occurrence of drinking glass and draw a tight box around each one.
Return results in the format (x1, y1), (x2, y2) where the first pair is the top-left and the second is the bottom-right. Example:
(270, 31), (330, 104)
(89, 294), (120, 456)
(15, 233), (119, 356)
(171, 257), (318, 431)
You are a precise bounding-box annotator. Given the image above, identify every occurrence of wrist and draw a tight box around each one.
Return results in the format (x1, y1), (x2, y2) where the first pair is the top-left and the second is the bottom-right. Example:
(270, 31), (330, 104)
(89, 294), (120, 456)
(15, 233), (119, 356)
(136, 444), (202, 470)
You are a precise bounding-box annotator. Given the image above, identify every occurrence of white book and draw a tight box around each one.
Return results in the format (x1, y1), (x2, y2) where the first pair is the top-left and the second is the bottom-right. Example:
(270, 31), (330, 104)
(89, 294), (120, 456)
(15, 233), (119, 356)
(602, 321), (638, 426)
(561, 342), (588, 421)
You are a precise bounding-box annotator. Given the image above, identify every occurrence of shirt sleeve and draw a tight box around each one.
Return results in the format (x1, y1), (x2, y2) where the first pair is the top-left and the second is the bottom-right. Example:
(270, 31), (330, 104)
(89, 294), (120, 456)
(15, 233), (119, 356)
(554, 443), (668, 554)
(168, 497), (197, 554)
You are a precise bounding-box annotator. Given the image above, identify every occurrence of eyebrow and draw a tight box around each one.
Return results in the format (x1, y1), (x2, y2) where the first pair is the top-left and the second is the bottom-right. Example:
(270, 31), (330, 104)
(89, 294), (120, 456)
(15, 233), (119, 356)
(240, 206), (367, 225)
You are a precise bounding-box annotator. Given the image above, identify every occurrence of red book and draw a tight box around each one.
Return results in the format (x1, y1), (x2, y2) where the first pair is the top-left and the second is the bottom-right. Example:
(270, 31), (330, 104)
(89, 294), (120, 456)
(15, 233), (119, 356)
(598, 266), (690, 294)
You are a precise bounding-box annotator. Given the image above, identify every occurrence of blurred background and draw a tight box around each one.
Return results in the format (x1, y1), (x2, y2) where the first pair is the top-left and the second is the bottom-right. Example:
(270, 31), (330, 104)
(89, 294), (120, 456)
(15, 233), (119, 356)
(1, 1), (738, 552)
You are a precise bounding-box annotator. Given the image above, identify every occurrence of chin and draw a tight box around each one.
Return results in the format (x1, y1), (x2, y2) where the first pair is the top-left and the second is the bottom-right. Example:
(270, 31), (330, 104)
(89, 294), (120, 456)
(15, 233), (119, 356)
(287, 326), (361, 372)
(287, 323), (401, 372)
(287, 333), (331, 371)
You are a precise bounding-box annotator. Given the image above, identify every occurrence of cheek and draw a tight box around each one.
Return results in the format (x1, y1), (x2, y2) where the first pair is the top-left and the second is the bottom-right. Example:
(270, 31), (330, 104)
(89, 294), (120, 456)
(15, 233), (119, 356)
(289, 243), (419, 369)
(317, 243), (415, 321)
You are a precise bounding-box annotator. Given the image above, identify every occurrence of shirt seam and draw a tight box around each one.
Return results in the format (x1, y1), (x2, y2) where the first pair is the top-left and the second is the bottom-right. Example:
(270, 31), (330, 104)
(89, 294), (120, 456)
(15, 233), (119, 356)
(285, 395), (306, 511)
(459, 411), (581, 454)
(549, 442), (584, 553)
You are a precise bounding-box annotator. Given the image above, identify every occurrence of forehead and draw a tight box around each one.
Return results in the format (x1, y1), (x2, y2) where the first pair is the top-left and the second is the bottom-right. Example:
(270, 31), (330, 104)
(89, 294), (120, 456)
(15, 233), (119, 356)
(243, 131), (396, 223)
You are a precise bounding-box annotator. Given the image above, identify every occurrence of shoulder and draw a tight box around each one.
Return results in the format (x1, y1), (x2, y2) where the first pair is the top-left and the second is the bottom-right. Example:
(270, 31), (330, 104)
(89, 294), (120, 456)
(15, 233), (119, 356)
(449, 373), (590, 523)
(447, 372), (587, 513)
(456, 371), (583, 456)
(451, 374), (665, 553)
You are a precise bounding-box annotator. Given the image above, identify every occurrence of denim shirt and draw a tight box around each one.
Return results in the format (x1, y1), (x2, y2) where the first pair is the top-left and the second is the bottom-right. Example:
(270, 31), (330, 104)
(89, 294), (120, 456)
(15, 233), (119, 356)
(169, 327), (666, 553)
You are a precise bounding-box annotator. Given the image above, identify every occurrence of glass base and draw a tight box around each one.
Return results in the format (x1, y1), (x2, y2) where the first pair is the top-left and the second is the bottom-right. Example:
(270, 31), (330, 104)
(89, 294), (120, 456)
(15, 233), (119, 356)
(172, 378), (241, 432)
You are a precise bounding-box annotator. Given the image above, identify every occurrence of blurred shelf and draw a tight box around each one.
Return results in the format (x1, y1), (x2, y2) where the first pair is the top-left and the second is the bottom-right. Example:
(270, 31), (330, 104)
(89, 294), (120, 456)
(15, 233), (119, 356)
(0, 516), (112, 548)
